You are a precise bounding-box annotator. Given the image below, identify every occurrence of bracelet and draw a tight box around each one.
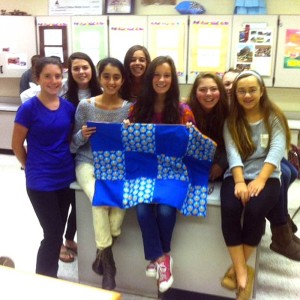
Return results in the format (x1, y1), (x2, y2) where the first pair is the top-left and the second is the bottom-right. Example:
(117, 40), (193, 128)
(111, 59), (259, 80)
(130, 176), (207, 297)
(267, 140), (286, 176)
(235, 181), (245, 184)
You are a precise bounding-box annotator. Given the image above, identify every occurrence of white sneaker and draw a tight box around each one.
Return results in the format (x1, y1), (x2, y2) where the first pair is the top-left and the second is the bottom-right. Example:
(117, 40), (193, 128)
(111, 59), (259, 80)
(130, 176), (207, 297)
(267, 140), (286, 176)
(145, 261), (157, 277)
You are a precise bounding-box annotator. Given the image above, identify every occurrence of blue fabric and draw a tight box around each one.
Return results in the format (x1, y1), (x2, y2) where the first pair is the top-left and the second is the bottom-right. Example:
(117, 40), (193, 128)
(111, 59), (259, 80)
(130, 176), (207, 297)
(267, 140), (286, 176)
(88, 122), (216, 217)
(234, 0), (266, 14)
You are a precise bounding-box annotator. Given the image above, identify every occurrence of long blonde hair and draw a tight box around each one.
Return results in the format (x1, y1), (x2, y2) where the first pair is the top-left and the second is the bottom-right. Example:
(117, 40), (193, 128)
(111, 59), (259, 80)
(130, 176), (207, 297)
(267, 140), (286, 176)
(227, 70), (290, 160)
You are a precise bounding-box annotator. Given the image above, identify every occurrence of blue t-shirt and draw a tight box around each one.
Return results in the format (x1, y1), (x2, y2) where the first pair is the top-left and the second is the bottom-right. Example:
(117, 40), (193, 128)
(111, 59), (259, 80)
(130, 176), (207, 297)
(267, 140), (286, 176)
(15, 96), (76, 191)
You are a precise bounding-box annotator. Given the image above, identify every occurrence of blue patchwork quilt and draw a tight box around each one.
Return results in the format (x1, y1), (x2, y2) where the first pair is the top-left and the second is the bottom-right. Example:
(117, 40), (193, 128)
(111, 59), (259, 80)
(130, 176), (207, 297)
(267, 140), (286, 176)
(88, 122), (216, 217)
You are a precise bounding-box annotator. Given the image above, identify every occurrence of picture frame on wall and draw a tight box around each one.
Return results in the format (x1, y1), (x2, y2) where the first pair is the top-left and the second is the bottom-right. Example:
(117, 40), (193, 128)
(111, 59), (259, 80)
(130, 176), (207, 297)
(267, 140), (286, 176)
(105, 0), (135, 15)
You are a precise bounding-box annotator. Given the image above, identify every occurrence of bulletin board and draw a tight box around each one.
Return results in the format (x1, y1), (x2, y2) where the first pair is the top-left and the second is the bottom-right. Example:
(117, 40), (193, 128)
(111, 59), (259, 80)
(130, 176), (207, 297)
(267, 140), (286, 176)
(187, 15), (232, 84)
(274, 15), (300, 88)
(231, 15), (279, 87)
(108, 16), (147, 64)
(36, 16), (72, 68)
(147, 16), (188, 84)
(71, 16), (108, 66)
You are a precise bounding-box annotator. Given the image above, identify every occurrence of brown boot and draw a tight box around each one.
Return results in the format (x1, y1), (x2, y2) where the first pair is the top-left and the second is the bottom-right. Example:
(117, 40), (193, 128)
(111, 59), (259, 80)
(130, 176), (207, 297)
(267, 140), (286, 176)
(101, 246), (116, 290)
(92, 249), (103, 275)
(270, 223), (300, 261)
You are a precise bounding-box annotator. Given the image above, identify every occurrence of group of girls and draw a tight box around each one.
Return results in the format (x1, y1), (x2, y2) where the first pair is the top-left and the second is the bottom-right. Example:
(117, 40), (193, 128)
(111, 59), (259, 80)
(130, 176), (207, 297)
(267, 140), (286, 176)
(12, 45), (299, 300)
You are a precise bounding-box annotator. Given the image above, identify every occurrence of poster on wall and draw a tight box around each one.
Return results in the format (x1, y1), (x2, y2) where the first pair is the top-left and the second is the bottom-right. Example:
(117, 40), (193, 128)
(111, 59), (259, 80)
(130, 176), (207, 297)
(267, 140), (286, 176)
(73, 21), (108, 65)
(234, 25), (273, 76)
(148, 16), (188, 84)
(0, 47), (27, 70)
(283, 29), (300, 69)
(49, 0), (103, 15)
(109, 16), (147, 63)
(188, 19), (230, 83)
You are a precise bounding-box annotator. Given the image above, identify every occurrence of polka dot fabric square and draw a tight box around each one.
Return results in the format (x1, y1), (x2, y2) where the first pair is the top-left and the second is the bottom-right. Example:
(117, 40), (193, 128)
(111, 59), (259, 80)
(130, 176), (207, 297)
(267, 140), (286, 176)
(89, 122), (216, 217)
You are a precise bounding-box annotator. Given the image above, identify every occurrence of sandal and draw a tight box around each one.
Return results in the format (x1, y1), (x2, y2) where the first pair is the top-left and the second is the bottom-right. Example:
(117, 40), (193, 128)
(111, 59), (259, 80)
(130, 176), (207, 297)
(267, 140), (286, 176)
(59, 245), (75, 263)
(64, 240), (78, 254)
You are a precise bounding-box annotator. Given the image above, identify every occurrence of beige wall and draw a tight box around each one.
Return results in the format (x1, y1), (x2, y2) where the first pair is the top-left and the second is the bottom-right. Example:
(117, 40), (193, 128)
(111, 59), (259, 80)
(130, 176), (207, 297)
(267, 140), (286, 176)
(1, 0), (300, 112)
(2, 0), (300, 15)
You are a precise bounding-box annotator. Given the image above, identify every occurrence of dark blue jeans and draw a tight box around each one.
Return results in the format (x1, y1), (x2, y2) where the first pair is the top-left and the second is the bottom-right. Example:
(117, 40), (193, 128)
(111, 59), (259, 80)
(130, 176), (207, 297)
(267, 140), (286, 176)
(136, 203), (177, 261)
(267, 157), (298, 226)
(27, 187), (74, 277)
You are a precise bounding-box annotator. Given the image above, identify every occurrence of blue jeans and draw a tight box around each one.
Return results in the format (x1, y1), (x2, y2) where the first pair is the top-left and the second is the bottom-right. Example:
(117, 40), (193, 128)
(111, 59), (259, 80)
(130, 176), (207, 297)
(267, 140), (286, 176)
(136, 203), (177, 261)
(267, 157), (298, 226)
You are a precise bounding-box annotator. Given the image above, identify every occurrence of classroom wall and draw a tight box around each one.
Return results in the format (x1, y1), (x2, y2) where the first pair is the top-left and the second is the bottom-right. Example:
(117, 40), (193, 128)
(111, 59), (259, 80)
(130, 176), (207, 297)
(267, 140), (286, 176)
(1, 0), (300, 112)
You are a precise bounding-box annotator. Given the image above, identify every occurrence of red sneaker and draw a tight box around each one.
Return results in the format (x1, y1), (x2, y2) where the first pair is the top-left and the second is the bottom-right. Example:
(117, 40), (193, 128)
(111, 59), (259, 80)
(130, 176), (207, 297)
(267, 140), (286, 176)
(156, 255), (174, 293)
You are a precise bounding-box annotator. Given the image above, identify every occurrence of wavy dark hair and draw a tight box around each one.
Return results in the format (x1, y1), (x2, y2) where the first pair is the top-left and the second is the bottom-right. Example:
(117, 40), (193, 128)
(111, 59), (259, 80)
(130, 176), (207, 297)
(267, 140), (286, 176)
(122, 45), (151, 101)
(228, 70), (291, 160)
(65, 52), (102, 107)
(132, 56), (180, 124)
(187, 72), (229, 147)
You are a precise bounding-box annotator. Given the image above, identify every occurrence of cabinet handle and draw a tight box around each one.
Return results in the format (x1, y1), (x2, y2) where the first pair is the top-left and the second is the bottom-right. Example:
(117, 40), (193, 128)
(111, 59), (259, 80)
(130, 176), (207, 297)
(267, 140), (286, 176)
(0, 65), (2, 74)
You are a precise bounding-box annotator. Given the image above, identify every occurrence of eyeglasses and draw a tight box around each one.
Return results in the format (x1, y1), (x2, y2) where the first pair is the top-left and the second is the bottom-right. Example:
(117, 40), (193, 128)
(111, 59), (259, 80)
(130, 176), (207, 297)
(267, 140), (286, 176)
(198, 87), (219, 94)
(236, 89), (258, 96)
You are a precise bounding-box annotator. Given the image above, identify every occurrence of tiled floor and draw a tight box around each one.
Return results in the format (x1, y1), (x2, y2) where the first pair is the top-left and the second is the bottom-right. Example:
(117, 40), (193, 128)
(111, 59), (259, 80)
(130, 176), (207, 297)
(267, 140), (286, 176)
(1, 153), (300, 299)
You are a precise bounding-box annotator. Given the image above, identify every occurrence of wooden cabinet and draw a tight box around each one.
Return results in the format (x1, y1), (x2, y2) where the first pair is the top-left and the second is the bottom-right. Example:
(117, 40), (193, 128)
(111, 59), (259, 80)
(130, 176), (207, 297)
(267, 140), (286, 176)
(0, 16), (36, 78)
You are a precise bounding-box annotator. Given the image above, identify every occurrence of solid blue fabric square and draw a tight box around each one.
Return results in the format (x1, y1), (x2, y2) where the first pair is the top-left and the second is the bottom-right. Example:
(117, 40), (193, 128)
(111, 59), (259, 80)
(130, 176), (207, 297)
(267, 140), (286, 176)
(125, 151), (158, 179)
(155, 125), (189, 157)
(88, 122), (123, 151)
(153, 179), (189, 209)
(93, 180), (124, 207)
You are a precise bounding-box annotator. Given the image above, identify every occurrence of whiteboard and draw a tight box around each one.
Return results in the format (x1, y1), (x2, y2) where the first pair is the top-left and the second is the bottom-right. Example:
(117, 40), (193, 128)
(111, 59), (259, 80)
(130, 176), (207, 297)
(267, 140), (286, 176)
(231, 15), (279, 87)
(147, 15), (188, 84)
(187, 15), (232, 84)
(71, 16), (108, 66)
(108, 16), (147, 64)
(274, 15), (300, 88)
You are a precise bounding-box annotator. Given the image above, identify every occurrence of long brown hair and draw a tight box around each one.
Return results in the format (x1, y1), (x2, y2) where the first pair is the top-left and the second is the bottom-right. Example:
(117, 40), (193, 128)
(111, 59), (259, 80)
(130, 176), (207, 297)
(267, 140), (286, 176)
(228, 70), (290, 160)
(132, 56), (180, 124)
(187, 72), (229, 147)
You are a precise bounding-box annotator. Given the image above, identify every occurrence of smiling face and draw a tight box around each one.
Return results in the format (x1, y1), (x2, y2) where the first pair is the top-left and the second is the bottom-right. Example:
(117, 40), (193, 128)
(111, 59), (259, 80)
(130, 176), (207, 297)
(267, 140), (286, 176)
(99, 63), (124, 96)
(152, 62), (172, 97)
(236, 75), (263, 113)
(36, 63), (62, 97)
(222, 71), (238, 100)
(196, 77), (220, 113)
(71, 59), (92, 89)
(129, 50), (148, 79)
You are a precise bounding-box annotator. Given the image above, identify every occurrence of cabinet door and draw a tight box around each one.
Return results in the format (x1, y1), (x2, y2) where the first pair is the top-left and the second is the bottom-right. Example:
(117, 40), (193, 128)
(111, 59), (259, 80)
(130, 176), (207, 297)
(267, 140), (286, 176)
(0, 16), (36, 78)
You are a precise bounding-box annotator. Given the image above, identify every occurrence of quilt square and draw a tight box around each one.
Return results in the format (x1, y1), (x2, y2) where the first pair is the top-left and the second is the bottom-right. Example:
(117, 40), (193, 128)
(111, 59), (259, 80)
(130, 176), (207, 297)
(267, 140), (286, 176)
(93, 150), (125, 181)
(122, 123), (156, 153)
(157, 154), (189, 181)
(125, 151), (158, 179)
(123, 178), (155, 209)
(93, 180), (124, 207)
(155, 125), (189, 157)
(88, 122), (123, 150)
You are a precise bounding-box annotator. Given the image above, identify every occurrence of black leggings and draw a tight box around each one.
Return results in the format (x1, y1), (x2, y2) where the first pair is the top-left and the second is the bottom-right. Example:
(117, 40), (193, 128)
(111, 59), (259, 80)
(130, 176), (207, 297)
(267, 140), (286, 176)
(221, 176), (280, 247)
(27, 187), (74, 277)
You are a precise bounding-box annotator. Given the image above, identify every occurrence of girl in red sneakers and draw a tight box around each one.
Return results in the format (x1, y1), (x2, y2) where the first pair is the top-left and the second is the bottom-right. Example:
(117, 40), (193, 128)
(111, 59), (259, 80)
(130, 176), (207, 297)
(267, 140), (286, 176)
(129, 56), (195, 293)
